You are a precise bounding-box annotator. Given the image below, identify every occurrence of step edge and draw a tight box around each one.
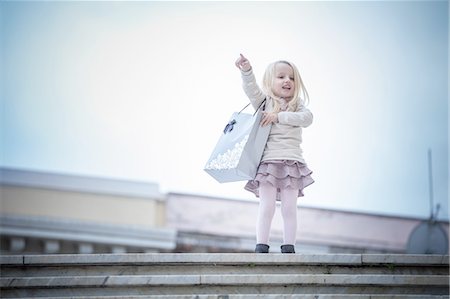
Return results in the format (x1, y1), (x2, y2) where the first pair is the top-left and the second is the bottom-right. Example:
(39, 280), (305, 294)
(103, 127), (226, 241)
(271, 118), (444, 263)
(1, 274), (448, 288)
(1, 254), (448, 266)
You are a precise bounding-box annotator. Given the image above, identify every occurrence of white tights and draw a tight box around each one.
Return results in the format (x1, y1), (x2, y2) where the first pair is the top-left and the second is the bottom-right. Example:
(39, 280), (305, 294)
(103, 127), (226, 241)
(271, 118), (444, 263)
(256, 182), (299, 245)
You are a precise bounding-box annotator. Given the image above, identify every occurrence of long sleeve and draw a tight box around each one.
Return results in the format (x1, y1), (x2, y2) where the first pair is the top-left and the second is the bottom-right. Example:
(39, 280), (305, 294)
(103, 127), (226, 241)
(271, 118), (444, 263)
(241, 69), (266, 110)
(277, 106), (313, 128)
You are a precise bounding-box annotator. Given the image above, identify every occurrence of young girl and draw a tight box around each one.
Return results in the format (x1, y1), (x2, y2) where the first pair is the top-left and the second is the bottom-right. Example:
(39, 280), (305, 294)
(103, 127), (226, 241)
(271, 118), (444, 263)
(235, 54), (314, 254)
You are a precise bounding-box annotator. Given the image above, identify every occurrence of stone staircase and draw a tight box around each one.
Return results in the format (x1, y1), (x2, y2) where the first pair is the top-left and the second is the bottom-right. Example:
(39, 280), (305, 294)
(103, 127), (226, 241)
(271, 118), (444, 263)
(0, 253), (448, 298)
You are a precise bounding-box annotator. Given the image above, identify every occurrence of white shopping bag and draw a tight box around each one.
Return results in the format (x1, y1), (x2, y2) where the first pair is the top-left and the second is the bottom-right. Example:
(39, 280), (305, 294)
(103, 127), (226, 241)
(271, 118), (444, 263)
(204, 101), (271, 183)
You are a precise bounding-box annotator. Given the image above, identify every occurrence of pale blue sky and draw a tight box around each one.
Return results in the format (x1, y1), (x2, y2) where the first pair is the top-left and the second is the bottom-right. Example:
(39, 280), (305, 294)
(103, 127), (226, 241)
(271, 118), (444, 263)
(1, 1), (448, 220)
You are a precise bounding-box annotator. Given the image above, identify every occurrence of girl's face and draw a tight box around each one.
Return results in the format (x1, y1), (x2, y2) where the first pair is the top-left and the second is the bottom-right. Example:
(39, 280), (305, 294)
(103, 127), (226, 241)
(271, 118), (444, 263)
(272, 62), (295, 100)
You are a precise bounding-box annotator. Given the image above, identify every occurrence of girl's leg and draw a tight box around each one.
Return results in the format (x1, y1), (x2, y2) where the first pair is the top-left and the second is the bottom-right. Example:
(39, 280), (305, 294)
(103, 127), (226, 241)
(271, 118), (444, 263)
(256, 182), (277, 245)
(280, 187), (299, 245)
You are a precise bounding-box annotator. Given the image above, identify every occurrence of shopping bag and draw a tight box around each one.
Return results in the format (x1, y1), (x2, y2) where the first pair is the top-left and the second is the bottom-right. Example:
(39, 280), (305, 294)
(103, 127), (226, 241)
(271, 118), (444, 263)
(204, 100), (271, 183)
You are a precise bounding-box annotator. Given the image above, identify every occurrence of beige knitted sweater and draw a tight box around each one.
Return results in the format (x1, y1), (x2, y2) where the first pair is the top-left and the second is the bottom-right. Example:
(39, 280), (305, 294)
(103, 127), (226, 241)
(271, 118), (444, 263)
(241, 69), (313, 164)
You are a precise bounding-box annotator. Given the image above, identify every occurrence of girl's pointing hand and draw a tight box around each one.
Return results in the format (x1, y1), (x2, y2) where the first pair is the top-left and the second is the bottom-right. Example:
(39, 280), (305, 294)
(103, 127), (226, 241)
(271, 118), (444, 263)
(235, 53), (252, 72)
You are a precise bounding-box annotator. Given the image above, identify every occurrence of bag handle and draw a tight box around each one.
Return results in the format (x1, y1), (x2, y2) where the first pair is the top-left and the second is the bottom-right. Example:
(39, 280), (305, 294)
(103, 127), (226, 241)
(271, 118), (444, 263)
(223, 98), (267, 134)
(238, 98), (267, 116)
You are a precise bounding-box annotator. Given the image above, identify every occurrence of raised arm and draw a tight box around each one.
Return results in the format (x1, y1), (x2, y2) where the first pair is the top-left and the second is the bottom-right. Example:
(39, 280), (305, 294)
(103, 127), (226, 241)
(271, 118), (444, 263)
(235, 54), (266, 109)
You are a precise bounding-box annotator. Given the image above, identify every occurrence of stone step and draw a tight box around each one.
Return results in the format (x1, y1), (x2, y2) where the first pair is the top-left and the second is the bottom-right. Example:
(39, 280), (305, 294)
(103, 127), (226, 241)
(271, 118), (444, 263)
(1, 253), (448, 298)
(6, 295), (449, 299)
(4, 263), (447, 276)
(1, 253), (448, 277)
(2, 273), (447, 287)
(1, 273), (448, 297)
(1, 286), (448, 297)
(3, 253), (448, 265)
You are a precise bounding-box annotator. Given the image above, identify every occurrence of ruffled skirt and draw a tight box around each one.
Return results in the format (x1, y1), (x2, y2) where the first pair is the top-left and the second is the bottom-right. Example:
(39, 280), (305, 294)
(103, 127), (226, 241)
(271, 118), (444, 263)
(244, 160), (314, 200)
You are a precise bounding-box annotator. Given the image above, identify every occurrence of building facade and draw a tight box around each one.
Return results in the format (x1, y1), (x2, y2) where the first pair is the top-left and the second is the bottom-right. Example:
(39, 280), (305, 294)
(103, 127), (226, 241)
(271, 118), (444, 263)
(0, 168), (176, 254)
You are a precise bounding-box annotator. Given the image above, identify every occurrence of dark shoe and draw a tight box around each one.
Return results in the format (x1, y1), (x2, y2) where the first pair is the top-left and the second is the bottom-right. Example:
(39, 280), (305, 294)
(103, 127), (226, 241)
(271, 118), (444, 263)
(281, 244), (295, 253)
(255, 243), (270, 253)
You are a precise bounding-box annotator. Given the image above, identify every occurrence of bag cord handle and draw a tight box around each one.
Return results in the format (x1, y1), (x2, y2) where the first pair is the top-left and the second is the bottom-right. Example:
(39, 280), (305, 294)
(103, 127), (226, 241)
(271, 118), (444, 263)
(238, 98), (267, 116)
(223, 98), (267, 134)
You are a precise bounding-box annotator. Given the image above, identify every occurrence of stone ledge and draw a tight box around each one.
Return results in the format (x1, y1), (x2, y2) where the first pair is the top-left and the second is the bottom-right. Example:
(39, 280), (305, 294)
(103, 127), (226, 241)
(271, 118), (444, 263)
(7, 295), (448, 299)
(30, 294), (442, 299)
(0, 255), (23, 265)
(1, 253), (448, 266)
(1, 274), (448, 288)
(0, 215), (177, 251)
(362, 254), (449, 265)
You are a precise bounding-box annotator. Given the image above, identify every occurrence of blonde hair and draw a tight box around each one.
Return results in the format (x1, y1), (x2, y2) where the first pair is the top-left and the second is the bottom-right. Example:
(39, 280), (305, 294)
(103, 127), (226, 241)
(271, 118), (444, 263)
(262, 60), (309, 112)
